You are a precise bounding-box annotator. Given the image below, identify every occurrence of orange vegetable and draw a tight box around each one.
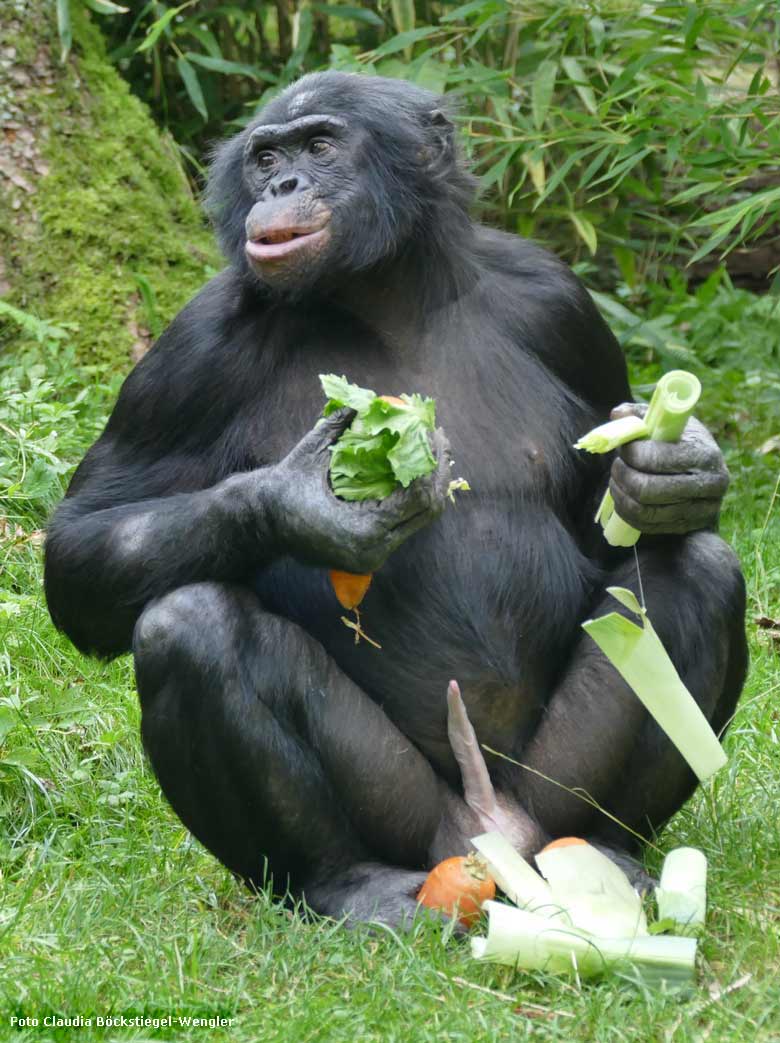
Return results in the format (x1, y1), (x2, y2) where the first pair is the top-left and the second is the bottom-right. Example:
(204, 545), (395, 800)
(417, 853), (496, 927)
(329, 570), (372, 611)
(327, 394), (407, 649)
(540, 836), (588, 852)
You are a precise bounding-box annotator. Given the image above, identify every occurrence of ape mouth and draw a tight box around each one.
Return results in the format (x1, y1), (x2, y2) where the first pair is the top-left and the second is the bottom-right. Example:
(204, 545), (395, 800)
(245, 223), (330, 263)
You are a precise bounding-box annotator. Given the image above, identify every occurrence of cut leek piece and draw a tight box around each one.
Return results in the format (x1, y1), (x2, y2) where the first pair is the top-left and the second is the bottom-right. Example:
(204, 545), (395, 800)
(582, 588), (728, 781)
(574, 414), (649, 454)
(594, 488), (644, 548)
(656, 847), (707, 931)
(535, 843), (648, 938)
(472, 902), (697, 986)
(576, 369), (702, 547)
(643, 370), (702, 442)
(471, 832), (564, 919)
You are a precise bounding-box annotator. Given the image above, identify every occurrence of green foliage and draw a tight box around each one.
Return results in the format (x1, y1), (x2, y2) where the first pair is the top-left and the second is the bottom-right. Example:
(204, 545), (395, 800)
(2, 1), (218, 367)
(66, 0), (780, 283)
(1, 305), (779, 1037)
(0, 305), (115, 532)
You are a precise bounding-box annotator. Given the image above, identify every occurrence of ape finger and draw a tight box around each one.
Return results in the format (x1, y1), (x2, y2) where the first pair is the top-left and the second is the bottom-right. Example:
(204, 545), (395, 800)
(306, 407), (357, 456)
(380, 429), (452, 522)
(610, 480), (721, 534)
(619, 417), (727, 477)
(610, 402), (647, 421)
(611, 457), (730, 506)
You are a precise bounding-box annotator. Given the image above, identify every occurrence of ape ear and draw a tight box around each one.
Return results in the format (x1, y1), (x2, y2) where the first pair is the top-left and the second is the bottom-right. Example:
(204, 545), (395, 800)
(422, 108), (455, 172)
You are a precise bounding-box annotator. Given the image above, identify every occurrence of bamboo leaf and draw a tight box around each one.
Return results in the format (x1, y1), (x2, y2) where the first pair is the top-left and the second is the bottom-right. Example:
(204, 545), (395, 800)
(390, 0), (415, 35)
(372, 27), (439, 58)
(57, 0), (72, 62)
(561, 56), (597, 114)
(667, 181), (719, 206)
(569, 212), (598, 255)
(184, 53), (273, 81)
(480, 147), (518, 191)
(688, 186), (780, 227)
(84, 0), (129, 13)
(312, 4), (384, 26)
(441, 0), (503, 23)
(521, 151), (546, 196)
(532, 142), (603, 210)
(177, 57), (208, 121)
(532, 60), (557, 129)
(137, 3), (189, 53)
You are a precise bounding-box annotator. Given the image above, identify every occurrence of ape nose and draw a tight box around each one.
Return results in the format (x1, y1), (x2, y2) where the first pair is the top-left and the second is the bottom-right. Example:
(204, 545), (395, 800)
(270, 174), (301, 197)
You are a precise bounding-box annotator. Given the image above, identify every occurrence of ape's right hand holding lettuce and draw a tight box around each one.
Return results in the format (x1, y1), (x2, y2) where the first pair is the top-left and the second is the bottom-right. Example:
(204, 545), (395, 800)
(320, 374), (440, 501)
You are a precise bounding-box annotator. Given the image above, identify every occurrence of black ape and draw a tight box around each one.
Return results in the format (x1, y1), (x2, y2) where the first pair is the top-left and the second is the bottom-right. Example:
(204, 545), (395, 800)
(45, 73), (747, 926)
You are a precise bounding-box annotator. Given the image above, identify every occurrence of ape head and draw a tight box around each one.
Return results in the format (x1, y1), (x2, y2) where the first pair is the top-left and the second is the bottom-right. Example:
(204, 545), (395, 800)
(206, 72), (477, 295)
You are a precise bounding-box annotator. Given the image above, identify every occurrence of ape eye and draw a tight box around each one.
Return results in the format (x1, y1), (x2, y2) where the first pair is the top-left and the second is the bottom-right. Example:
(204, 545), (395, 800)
(308, 138), (334, 157)
(256, 151), (277, 171)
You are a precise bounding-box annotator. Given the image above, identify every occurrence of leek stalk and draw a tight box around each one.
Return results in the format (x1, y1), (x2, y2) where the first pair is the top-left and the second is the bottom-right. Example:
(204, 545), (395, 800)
(472, 902), (697, 986)
(576, 370), (702, 547)
(656, 847), (707, 931)
(470, 831), (704, 988)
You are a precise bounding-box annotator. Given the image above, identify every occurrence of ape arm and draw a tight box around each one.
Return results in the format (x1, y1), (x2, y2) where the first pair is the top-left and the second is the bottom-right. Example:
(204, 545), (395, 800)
(46, 414), (448, 658)
(45, 466), (270, 658)
(508, 248), (729, 542)
(45, 283), (450, 657)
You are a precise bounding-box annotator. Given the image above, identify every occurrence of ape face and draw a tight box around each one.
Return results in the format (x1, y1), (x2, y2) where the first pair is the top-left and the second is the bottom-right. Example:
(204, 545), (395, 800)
(208, 72), (478, 296)
(241, 114), (368, 293)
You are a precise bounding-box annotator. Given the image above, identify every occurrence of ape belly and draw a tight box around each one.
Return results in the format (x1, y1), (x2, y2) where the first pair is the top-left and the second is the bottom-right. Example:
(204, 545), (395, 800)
(253, 496), (600, 775)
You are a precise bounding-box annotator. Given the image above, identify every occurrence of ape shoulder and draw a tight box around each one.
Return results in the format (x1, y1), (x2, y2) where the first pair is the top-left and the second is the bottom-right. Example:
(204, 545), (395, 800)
(477, 228), (631, 416)
(64, 269), (268, 507)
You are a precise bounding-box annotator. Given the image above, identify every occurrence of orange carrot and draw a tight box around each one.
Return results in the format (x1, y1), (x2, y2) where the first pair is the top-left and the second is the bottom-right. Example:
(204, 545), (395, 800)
(329, 570), (372, 611)
(417, 853), (496, 927)
(327, 395), (408, 648)
(540, 837), (588, 852)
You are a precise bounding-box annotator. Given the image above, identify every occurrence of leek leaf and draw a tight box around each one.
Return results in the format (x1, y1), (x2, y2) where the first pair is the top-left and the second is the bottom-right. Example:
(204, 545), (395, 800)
(582, 589), (728, 782)
(535, 843), (648, 938)
(471, 832), (563, 917)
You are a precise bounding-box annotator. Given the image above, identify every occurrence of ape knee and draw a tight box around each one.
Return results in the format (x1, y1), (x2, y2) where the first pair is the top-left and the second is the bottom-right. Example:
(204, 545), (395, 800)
(679, 531), (745, 620)
(133, 582), (234, 682)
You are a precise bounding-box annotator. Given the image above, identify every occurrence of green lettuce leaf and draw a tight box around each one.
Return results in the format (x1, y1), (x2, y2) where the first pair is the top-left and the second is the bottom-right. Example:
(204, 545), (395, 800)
(319, 374), (437, 501)
(320, 373), (377, 415)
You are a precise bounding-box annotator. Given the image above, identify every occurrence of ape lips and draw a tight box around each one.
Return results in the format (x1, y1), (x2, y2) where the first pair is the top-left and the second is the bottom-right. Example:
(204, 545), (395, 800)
(245, 227), (329, 262)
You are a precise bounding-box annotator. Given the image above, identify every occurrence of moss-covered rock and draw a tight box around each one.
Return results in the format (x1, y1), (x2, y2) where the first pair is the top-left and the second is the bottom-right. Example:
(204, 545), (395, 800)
(0, 0), (219, 367)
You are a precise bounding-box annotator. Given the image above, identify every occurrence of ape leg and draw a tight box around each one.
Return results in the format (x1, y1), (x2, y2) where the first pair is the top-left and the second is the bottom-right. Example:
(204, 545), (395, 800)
(133, 582), (476, 925)
(508, 531), (747, 848)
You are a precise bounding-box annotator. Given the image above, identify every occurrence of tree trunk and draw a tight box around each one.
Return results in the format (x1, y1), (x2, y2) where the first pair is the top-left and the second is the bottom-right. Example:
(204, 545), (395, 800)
(0, 0), (219, 366)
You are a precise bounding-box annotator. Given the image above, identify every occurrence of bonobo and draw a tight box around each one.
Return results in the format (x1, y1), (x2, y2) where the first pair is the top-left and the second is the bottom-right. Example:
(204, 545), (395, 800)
(45, 73), (747, 926)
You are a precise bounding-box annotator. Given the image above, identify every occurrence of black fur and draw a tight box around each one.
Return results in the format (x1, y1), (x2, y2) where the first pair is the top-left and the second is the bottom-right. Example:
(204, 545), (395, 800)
(44, 73), (747, 925)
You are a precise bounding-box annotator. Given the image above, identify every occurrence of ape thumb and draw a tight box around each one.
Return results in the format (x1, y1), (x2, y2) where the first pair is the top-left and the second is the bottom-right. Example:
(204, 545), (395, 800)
(610, 401), (647, 421)
(310, 407), (356, 450)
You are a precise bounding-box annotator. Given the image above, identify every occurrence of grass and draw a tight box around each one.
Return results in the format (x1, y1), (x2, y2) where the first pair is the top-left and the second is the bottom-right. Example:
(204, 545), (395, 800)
(0, 313), (779, 1043)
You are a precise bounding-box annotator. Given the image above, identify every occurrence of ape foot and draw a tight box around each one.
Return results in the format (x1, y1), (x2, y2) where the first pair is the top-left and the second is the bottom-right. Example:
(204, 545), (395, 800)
(303, 862), (455, 931)
(587, 840), (656, 895)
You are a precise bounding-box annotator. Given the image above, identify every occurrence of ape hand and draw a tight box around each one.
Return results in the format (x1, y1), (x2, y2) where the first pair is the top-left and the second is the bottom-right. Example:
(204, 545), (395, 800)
(266, 408), (452, 573)
(608, 403), (729, 536)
